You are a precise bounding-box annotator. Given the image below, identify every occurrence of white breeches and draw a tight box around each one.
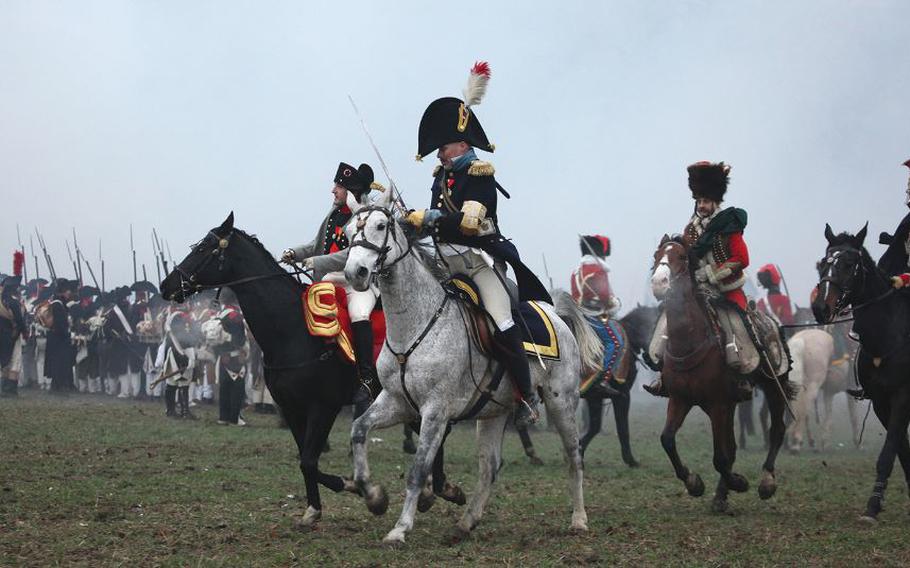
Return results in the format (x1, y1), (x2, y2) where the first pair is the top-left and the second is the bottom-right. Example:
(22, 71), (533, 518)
(324, 271), (378, 322)
(443, 250), (514, 331)
(1, 337), (23, 377)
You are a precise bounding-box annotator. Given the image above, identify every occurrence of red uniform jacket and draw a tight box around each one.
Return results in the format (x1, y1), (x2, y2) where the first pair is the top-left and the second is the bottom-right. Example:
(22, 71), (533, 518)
(757, 292), (793, 324)
(571, 257), (613, 310)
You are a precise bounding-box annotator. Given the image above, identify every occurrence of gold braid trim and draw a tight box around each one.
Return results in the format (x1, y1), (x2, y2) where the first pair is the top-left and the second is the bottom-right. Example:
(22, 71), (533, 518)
(369, 181), (386, 192)
(467, 160), (495, 176)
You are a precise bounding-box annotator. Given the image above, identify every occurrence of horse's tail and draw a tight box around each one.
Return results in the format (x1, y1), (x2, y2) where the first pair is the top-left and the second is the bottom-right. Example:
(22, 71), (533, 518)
(552, 289), (603, 375)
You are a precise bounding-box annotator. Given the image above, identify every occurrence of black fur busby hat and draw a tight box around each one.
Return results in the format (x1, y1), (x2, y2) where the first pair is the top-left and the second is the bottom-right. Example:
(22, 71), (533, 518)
(417, 62), (495, 160)
(687, 161), (730, 202)
(580, 235), (611, 258)
(334, 162), (376, 198)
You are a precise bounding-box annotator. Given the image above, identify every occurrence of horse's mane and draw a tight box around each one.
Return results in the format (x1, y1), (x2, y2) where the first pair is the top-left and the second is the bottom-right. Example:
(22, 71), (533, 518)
(828, 232), (878, 271)
(231, 228), (301, 285)
(396, 220), (448, 280)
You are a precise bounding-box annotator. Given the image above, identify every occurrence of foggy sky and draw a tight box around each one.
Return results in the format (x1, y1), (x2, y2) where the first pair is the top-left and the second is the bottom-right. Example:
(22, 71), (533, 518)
(2, 1), (908, 308)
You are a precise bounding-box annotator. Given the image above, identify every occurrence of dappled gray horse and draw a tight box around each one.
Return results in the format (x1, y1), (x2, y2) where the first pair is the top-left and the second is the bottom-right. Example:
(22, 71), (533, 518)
(342, 189), (596, 544)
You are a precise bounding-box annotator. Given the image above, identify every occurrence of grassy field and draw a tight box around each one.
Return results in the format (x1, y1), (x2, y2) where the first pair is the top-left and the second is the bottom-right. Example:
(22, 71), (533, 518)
(1, 390), (908, 567)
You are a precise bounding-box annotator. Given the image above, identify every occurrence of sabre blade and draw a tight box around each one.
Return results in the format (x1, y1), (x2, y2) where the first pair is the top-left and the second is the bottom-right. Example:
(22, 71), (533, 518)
(347, 94), (408, 214)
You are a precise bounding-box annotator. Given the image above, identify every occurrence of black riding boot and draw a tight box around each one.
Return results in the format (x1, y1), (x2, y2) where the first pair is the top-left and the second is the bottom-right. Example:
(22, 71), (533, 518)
(643, 374), (668, 397)
(351, 320), (380, 400)
(178, 386), (197, 420)
(495, 326), (539, 427)
(164, 384), (177, 417)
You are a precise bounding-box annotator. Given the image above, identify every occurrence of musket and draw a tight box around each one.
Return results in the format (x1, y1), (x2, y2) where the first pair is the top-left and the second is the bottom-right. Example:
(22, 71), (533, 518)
(65, 240), (79, 280)
(153, 228), (168, 273)
(34, 228), (57, 280)
(149, 367), (187, 390)
(542, 253), (554, 291)
(142, 264), (148, 282)
(72, 228), (84, 283)
(99, 237), (105, 292)
(775, 264), (796, 315)
(165, 240), (174, 268)
(347, 95), (408, 215)
(16, 224), (28, 283)
(130, 224), (138, 283)
(82, 258), (101, 290)
(29, 235), (39, 280)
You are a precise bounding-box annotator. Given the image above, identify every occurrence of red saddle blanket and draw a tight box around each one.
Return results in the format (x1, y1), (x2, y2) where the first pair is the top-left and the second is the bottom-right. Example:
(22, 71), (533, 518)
(302, 282), (385, 365)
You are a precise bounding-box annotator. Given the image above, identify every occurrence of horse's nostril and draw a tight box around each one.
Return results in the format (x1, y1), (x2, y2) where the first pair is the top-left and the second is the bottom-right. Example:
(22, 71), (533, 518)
(356, 266), (369, 279)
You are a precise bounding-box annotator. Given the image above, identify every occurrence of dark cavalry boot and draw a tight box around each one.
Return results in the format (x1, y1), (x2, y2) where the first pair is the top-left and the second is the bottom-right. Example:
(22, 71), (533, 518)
(164, 385), (178, 417)
(351, 320), (380, 400)
(178, 386), (197, 420)
(495, 326), (540, 427)
(643, 375), (668, 397)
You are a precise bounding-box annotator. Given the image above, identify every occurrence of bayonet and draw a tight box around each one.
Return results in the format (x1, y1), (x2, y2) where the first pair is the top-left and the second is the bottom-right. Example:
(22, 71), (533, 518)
(29, 235), (39, 280)
(72, 228), (84, 283)
(65, 240), (79, 279)
(542, 253), (554, 291)
(152, 228), (168, 273)
(130, 224), (138, 283)
(34, 228), (57, 280)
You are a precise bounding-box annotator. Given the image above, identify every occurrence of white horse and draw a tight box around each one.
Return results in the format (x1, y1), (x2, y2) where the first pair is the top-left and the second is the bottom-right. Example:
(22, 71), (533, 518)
(787, 328), (860, 451)
(342, 191), (597, 544)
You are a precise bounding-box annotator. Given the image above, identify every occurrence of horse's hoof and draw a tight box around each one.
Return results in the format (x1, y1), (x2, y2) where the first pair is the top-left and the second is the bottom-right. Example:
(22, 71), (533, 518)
(402, 439), (417, 455)
(293, 506), (321, 530)
(729, 473), (749, 494)
(365, 484), (389, 516)
(623, 456), (641, 468)
(758, 472), (777, 500)
(417, 487), (436, 513)
(382, 528), (407, 546)
(528, 454), (545, 466)
(440, 482), (467, 506)
(445, 524), (472, 546)
(686, 473), (705, 497)
(858, 515), (878, 524)
(711, 498), (730, 514)
(571, 511), (589, 532)
(342, 477), (358, 494)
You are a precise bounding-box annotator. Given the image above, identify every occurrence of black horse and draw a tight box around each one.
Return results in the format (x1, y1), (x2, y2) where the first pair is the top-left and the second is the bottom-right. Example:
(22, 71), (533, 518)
(160, 213), (364, 526)
(579, 305), (660, 467)
(813, 223), (910, 522)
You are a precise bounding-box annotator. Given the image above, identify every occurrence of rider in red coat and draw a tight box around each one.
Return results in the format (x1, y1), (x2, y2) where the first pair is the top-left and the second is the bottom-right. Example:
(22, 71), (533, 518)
(756, 264), (794, 325)
(571, 235), (618, 315)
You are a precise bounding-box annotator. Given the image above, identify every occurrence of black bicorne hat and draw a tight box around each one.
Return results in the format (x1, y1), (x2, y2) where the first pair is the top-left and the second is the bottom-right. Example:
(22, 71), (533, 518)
(0, 275), (20, 289)
(687, 161), (730, 202)
(417, 97), (494, 159)
(334, 162), (375, 198)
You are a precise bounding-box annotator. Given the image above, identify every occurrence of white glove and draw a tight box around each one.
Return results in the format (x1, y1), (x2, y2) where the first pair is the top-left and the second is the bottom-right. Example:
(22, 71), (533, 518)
(302, 257), (315, 270)
(280, 249), (296, 264)
(694, 267), (709, 283)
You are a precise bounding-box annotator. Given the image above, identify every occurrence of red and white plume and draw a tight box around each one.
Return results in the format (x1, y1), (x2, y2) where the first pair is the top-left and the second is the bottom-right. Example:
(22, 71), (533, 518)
(13, 250), (24, 277)
(462, 61), (491, 108)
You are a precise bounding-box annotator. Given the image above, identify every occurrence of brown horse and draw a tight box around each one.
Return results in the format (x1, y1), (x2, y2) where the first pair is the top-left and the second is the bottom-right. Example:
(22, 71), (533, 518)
(649, 236), (795, 512)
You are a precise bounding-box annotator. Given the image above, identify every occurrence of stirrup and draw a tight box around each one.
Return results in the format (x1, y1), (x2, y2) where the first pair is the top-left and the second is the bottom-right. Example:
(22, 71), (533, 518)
(643, 379), (667, 398)
(846, 387), (866, 400)
(515, 398), (540, 427)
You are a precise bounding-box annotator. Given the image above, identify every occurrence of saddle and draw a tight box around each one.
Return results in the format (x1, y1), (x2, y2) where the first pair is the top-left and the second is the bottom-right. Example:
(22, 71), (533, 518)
(579, 316), (631, 395)
(445, 275), (560, 361)
(302, 282), (386, 365)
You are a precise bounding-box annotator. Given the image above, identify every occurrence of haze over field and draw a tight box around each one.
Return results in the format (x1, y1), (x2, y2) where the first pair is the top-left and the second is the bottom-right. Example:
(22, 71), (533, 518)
(2, 1), (908, 306)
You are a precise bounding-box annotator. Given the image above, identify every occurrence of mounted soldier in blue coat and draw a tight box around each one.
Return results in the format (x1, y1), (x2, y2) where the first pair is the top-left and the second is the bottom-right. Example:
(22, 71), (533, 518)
(405, 61), (550, 426)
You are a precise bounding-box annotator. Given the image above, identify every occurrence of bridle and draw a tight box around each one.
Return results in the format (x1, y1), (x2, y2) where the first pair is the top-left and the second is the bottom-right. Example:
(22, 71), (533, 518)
(652, 241), (690, 287)
(818, 245), (894, 322)
(171, 229), (307, 302)
(348, 205), (413, 278)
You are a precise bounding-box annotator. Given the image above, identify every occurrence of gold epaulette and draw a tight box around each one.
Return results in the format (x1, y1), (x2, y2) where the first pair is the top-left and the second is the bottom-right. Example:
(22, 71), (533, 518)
(369, 181), (386, 192)
(467, 160), (495, 176)
(432, 165), (443, 177)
